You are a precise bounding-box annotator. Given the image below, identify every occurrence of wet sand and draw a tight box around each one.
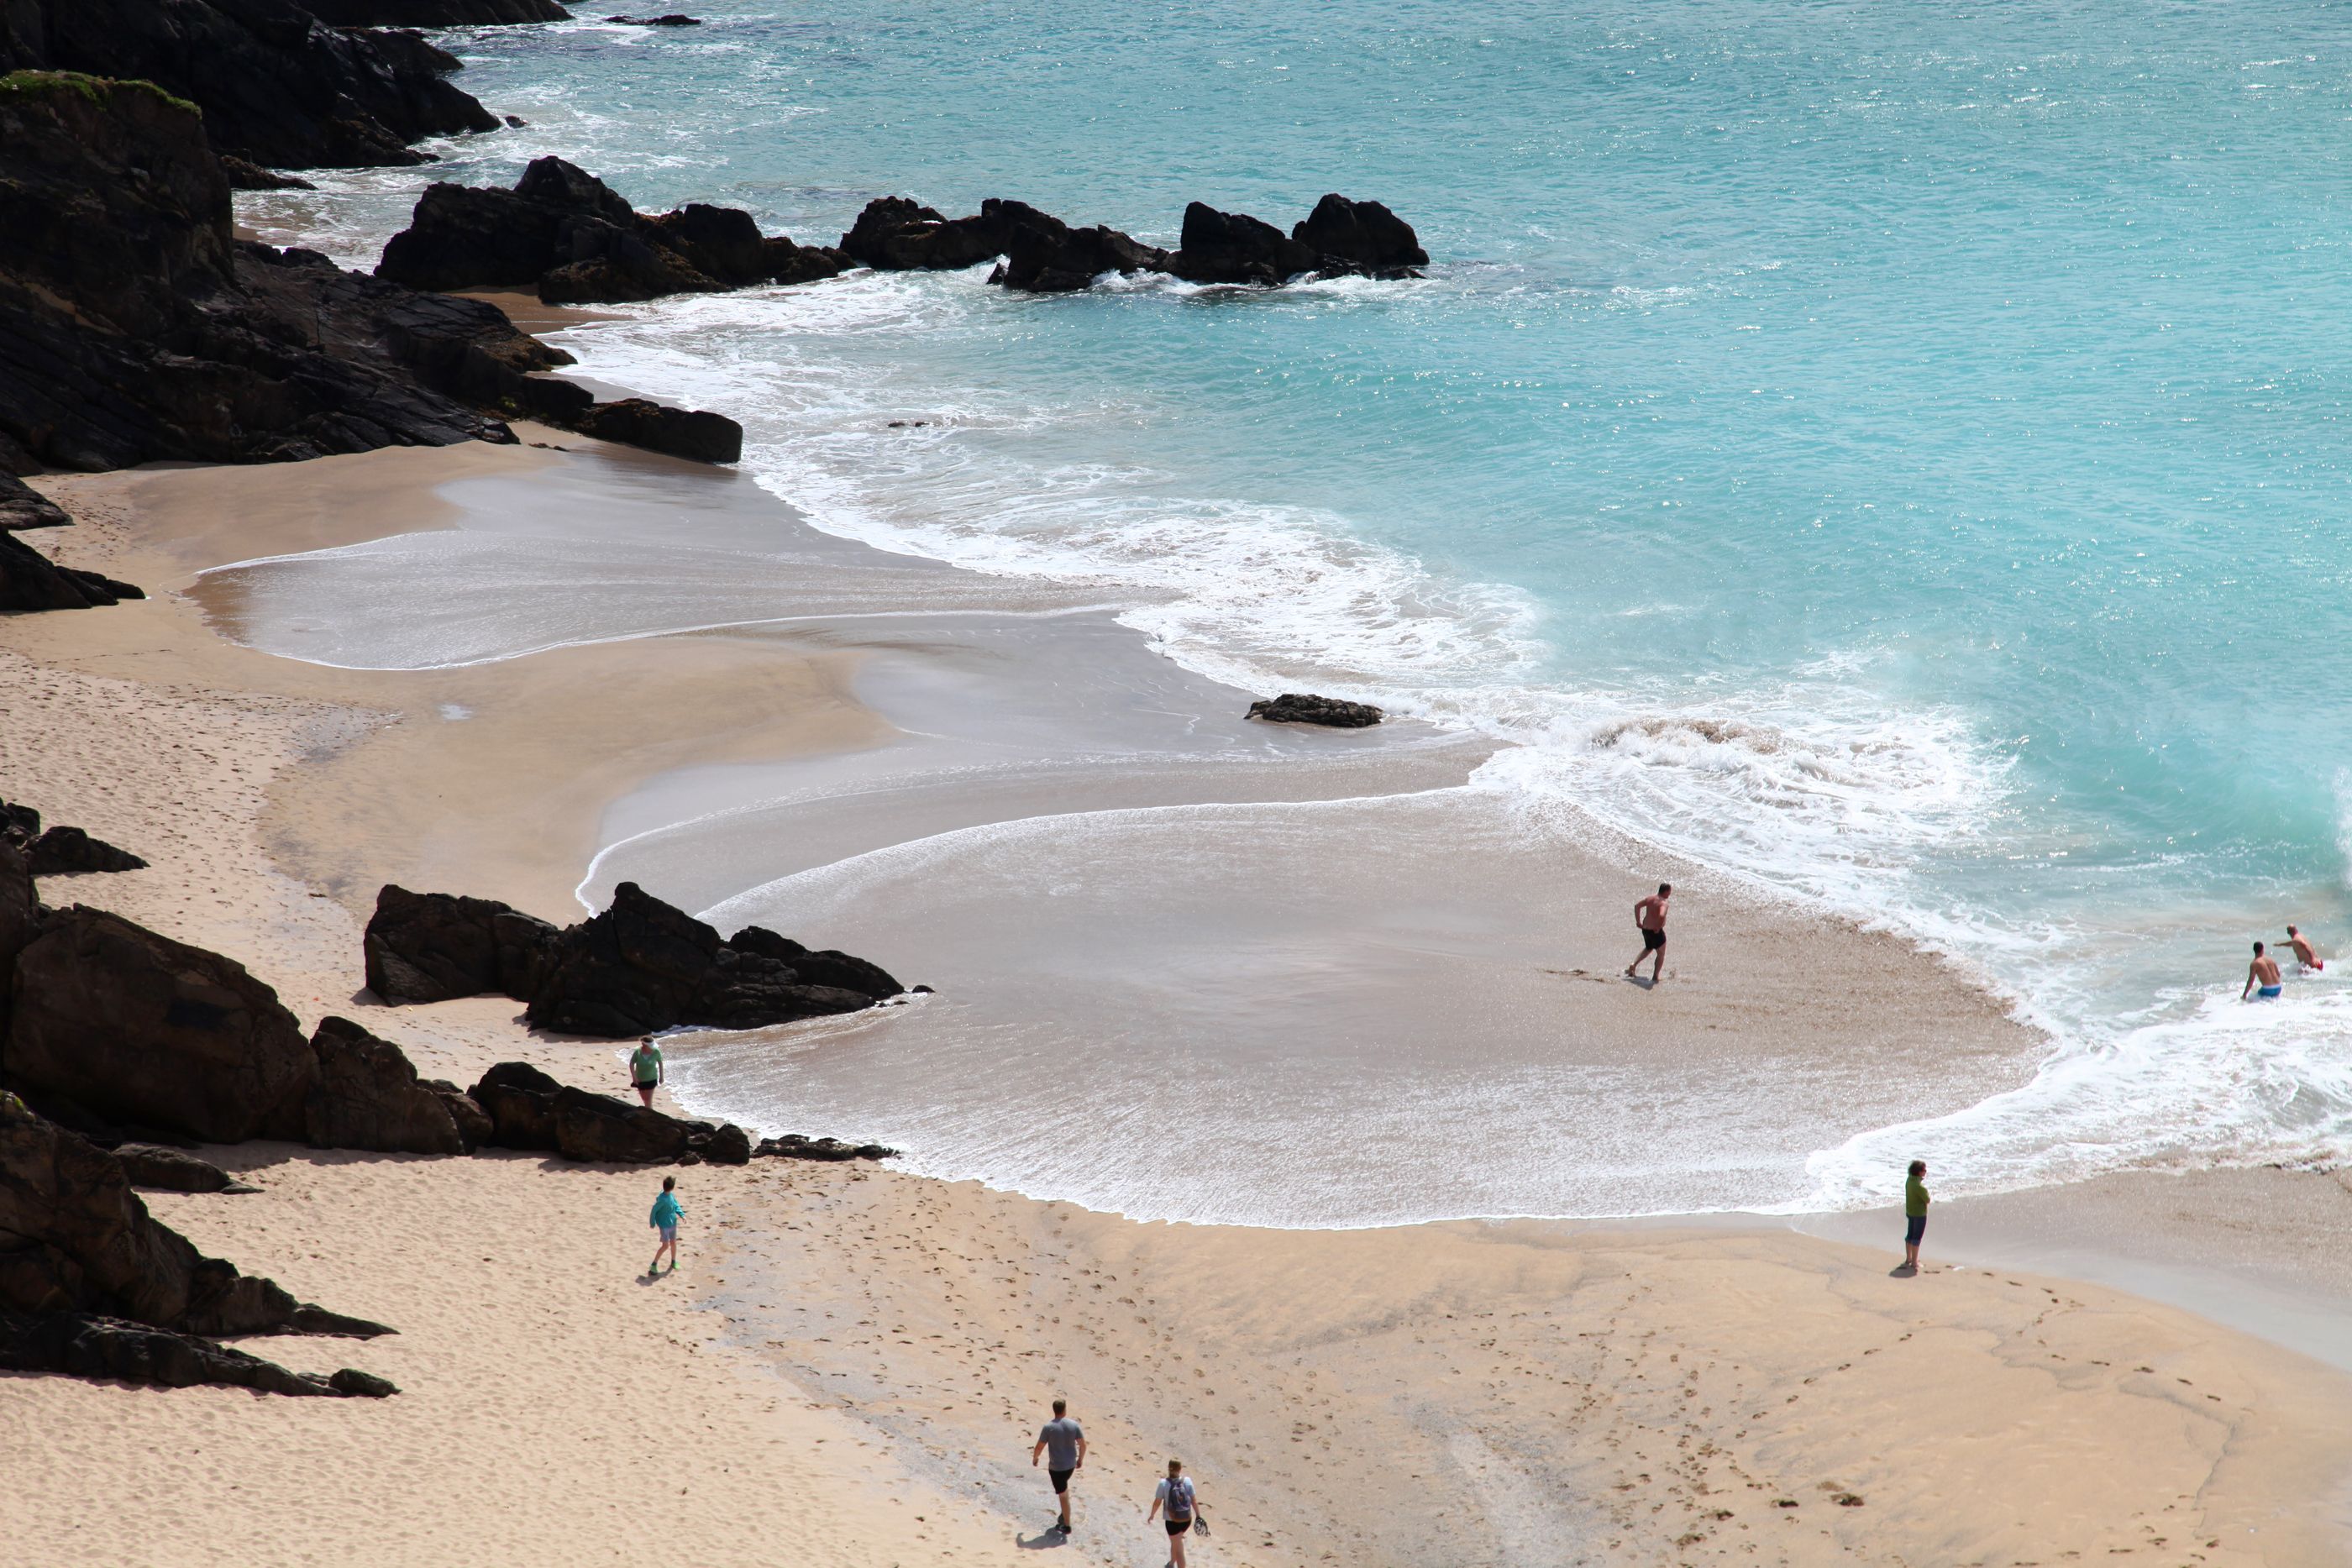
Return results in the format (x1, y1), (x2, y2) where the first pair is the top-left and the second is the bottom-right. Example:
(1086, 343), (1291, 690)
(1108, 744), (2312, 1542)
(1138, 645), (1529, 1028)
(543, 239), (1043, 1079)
(3, 442), (2351, 1564)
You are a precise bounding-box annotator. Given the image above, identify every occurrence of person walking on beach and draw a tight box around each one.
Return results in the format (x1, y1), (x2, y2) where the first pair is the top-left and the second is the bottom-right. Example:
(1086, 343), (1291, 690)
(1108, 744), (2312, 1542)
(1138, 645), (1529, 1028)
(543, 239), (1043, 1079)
(1032, 1398), (1086, 1534)
(2286, 925), (2326, 973)
(2244, 941), (2284, 1000)
(1624, 882), (1672, 983)
(1901, 1160), (1929, 1274)
(648, 1174), (683, 1277)
(629, 1036), (664, 1108)
(1147, 1458), (1205, 1568)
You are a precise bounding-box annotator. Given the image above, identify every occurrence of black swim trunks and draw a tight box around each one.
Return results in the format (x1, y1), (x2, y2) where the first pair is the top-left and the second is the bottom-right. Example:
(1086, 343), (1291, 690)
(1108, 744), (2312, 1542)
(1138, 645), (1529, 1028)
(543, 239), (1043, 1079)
(1641, 927), (1666, 951)
(1904, 1213), (1926, 1245)
(1165, 1518), (1191, 1538)
(1050, 1468), (1074, 1495)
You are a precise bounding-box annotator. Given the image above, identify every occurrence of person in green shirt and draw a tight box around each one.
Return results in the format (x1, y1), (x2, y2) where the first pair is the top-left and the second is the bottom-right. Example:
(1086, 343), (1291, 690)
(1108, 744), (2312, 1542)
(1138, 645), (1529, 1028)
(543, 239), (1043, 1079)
(648, 1174), (683, 1277)
(1902, 1160), (1929, 1274)
(628, 1036), (664, 1108)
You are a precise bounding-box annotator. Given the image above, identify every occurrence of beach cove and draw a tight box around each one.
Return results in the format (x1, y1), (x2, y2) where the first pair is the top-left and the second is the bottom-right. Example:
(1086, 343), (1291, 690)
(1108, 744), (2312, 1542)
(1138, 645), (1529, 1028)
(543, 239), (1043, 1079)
(3, 436), (2352, 1564)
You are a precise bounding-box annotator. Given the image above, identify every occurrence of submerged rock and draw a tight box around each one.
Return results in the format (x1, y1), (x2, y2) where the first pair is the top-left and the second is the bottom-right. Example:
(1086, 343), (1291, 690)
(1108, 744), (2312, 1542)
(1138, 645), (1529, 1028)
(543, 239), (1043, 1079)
(1246, 692), (1385, 728)
(754, 1134), (898, 1162)
(572, 398), (743, 464)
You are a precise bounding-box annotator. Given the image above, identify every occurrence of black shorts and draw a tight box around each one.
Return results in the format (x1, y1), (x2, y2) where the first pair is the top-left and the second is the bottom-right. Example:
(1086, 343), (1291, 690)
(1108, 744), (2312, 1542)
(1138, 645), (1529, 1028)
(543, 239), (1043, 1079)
(1049, 1467), (1074, 1494)
(1165, 1518), (1191, 1538)
(1905, 1213), (1926, 1245)
(633, 1079), (658, 1091)
(1641, 928), (1666, 951)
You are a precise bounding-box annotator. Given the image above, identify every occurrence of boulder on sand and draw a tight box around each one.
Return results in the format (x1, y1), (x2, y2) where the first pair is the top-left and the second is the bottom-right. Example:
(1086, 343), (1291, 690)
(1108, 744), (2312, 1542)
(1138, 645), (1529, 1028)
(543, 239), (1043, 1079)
(0, 1309), (392, 1398)
(363, 883), (559, 1005)
(302, 1016), (471, 1156)
(111, 1145), (257, 1195)
(3, 905), (317, 1144)
(0, 531), (146, 611)
(571, 398), (743, 464)
(24, 825), (145, 876)
(465, 1062), (751, 1165)
(469, 1060), (565, 1151)
(1246, 692), (1385, 728)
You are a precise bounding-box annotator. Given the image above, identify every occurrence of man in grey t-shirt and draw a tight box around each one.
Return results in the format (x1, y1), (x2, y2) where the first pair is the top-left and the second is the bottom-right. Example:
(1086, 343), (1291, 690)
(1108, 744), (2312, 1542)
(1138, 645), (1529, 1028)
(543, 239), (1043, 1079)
(1031, 1397), (1087, 1534)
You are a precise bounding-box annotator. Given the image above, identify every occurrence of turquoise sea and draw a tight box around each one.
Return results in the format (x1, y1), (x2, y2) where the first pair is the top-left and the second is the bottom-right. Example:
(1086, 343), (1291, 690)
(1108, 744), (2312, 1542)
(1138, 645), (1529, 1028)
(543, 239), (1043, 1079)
(254, 0), (2352, 1219)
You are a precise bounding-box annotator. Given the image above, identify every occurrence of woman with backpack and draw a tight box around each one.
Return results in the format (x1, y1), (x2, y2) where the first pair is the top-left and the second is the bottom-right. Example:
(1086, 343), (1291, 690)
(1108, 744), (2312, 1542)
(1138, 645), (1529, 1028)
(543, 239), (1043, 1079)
(1146, 1457), (1206, 1568)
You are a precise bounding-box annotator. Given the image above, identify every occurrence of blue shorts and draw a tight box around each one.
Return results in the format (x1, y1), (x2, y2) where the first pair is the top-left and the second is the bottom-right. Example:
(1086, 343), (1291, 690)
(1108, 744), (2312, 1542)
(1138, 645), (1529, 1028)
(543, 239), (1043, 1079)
(2258, 984), (2283, 999)
(657, 1225), (678, 1243)
(1904, 1214), (1926, 1245)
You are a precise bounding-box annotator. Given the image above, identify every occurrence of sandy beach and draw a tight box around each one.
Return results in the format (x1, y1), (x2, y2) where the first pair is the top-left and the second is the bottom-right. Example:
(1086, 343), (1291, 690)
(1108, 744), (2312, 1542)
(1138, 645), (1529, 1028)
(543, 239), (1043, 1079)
(4, 438), (2352, 1566)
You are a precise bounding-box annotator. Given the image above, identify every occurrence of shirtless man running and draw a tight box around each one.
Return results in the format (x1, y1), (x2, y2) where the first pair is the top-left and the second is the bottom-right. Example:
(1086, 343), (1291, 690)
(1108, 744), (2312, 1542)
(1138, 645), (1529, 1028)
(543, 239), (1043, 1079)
(1625, 883), (1672, 984)
(2286, 925), (2326, 974)
(2244, 941), (2283, 1001)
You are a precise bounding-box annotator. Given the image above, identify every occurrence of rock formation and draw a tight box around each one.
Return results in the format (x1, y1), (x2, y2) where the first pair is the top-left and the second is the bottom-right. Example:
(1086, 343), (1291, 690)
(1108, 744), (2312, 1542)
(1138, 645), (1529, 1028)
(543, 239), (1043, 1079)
(111, 1144), (258, 1194)
(363, 884), (559, 1005)
(376, 155), (848, 305)
(0, 0), (499, 170)
(754, 1134), (896, 1162)
(4, 905), (319, 1144)
(1164, 202), (1317, 286)
(1291, 193), (1428, 278)
(24, 826), (146, 875)
(302, 1015), (479, 1156)
(0, 1309), (393, 1396)
(1246, 692), (1385, 727)
(1, 475), (142, 612)
(572, 398), (743, 464)
(467, 1061), (751, 1165)
(604, 11), (698, 22)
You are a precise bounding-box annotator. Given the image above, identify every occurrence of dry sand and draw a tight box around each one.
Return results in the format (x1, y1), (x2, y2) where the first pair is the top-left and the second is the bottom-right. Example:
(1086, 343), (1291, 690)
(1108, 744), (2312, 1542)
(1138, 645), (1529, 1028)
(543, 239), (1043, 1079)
(4, 445), (2352, 1565)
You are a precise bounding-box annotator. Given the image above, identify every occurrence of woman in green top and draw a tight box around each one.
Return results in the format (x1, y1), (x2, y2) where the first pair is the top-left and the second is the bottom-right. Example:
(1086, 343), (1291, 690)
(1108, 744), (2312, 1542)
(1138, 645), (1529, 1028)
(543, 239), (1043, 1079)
(628, 1036), (664, 1108)
(1903, 1160), (1929, 1273)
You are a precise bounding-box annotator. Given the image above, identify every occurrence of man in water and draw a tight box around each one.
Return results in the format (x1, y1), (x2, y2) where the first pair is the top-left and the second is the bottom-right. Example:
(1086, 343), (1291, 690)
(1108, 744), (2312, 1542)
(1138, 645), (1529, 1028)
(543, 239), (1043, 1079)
(1031, 1397), (1086, 1534)
(2286, 925), (2326, 973)
(2244, 941), (2283, 1001)
(1624, 882), (1672, 983)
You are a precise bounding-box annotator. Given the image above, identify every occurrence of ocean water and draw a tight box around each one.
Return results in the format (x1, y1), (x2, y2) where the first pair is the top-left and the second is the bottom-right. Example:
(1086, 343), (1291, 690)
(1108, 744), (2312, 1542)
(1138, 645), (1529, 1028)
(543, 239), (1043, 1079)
(241, 0), (2352, 1219)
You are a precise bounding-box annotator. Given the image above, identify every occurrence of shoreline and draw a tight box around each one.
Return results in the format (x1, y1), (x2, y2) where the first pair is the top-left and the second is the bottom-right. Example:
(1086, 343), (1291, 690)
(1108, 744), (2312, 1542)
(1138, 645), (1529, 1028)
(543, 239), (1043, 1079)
(8, 435), (2352, 1560)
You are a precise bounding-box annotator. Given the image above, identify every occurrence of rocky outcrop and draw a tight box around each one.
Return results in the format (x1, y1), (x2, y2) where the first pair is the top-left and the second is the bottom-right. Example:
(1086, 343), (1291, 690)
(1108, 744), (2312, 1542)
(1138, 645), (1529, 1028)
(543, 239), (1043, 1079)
(377, 155), (844, 307)
(24, 826), (145, 875)
(465, 1062), (751, 1165)
(605, 12), (699, 23)
(1165, 202), (1316, 286)
(0, 76), (517, 475)
(0, 1094), (388, 1337)
(302, 0), (568, 24)
(0, 1310), (392, 1397)
(0, 531), (145, 610)
(0, 1), (499, 170)
(980, 199), (1168, 293)
(302, 1015), (473, 1156)
(1246, 692), (1384, 727)
(528, 881), (897, 1036)
(727, 926), (902, 1000)
(755, 1134), (896, 1162)
(0, 473), (66, 530)
(572, 398), (743, 464)
(840, 196), (1009, 272)
(0, 840), (34, 1017)
(1291, 193), (1427, 278)
(112, 1144), (257, 1194)
(4, 905), (318, 1144)
(364, 884), (559, 1005)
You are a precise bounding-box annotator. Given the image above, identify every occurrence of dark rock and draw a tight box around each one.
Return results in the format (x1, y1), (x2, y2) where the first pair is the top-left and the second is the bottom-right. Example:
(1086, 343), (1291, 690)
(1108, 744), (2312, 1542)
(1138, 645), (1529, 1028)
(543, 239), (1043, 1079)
(0, 7), (498, 171)
(219, 155), (314, 191)
(468, 1059), (564, 1150)
(538, 220), (723, 304)
(4, 905), (317, 1143)
(1164, 202), (1316, 286)
(0, 81), (518, 475)
(0, 1309), (357, 1397)
(572, 398), (742, 464)
(363, 883), (559, 1004)
(605, 12), (700, 23)
(727, 926), (903, 1001)
(303, 1015), (467, 1155)
(504, 113), (528, 128)
(423, 1079), (492, 1153)
(375, 156), (633, 291)
(839, 196), (1006, 272)
(525, 881), (724, 1037)
(0, 474), (69, 530)
(0, 1096), (386, 1336)
(0, 532), (145, 610)
(551, 1084), (690, 1162)
(979, 198), (1168, 292)
(0, 801), (35, 846)
(1291, 193), (1428, 278)
(764, 236), (850, 286)
(754, 1134), (896, 1162)
(0, 839), (32, 1017)
(304, 0), (568, 24)
(328, 1365), (400, 1397)
(640, 202), (769, 288)
(112, 1144), (254, 1194)
(689, 947), (876, 1030)
(1246, 692), (1384, 728)
(691, 1121), (750, 1166)
(3, 1087), (202, 1151)
(24, 825), (144, 875)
